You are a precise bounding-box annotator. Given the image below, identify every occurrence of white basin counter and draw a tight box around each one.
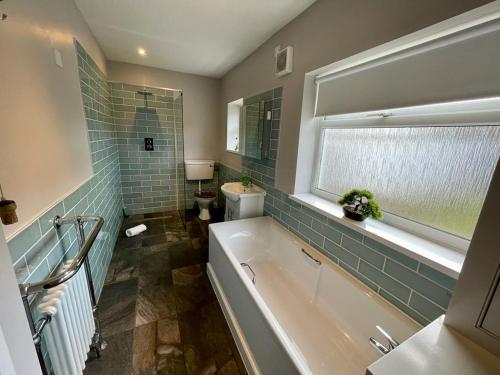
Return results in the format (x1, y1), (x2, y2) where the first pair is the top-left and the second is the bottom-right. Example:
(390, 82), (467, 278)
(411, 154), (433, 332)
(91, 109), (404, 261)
(221, 182), (266, 202)
(208, 216), (421, 374)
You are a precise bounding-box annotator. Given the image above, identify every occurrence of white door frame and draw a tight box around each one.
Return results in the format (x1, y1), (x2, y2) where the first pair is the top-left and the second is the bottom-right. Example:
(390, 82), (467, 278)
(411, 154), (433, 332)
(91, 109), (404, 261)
(0, 225), (41, 375)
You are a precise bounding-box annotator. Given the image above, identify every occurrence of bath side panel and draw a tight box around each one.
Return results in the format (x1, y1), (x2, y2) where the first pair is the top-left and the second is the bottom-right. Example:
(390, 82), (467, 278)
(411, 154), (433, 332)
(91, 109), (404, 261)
(208, 229), (301, 375)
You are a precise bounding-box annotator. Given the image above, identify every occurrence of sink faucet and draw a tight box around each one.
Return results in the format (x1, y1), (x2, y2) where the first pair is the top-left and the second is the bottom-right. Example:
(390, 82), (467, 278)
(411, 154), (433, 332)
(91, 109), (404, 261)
(369, 325), (400, 355)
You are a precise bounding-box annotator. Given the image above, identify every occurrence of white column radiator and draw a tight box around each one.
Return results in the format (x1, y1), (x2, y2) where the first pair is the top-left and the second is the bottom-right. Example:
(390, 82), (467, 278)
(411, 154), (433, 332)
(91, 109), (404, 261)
(38, 262), (96, 375)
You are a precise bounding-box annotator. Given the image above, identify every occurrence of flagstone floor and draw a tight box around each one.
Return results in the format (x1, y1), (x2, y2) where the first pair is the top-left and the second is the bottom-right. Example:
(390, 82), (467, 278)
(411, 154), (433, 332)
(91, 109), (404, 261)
(83, 210), (246, 375)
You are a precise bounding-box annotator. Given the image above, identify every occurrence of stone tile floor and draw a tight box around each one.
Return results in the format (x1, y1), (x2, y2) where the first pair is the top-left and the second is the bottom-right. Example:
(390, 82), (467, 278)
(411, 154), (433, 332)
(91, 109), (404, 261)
(84, 210), (246, 375)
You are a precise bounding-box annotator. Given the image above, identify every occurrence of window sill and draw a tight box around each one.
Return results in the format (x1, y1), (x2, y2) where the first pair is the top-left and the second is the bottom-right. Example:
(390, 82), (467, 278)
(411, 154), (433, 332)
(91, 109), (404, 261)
(225, 149), (241, 155)
(290, 193), (464, 279)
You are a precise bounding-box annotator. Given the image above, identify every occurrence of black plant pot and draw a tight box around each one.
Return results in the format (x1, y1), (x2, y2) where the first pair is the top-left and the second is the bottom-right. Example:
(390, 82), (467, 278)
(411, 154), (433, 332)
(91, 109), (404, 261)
(342, 206), (367, 222)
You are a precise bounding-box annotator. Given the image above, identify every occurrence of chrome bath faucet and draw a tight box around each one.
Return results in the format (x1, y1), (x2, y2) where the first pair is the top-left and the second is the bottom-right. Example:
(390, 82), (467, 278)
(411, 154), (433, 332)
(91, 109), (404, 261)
(369, 325), (400, 355)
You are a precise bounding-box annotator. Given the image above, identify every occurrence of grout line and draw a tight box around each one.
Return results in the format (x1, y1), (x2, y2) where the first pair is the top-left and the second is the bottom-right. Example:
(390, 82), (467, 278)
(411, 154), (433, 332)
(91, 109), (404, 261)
(411, 289), (448, 312)
(379, 288), (430, 325)
(385, 256), (454, 293)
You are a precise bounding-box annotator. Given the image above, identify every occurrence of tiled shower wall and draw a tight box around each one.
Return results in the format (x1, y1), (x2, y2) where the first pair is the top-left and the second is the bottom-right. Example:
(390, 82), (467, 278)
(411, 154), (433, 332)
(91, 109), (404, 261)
(110, 83), (185, 215)
(110, 82), (217, 212)
(218, 87), (456, 326)
(6, 40), (124, 370)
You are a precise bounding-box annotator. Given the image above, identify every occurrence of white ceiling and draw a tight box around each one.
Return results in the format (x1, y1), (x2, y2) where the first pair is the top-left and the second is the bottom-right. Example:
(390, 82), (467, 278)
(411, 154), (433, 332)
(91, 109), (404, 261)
(74, 0), (316, 78)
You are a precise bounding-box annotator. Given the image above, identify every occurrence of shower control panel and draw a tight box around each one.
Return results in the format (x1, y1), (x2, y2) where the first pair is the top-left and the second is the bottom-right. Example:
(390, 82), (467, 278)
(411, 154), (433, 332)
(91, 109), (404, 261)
(145, 138), (154, 151)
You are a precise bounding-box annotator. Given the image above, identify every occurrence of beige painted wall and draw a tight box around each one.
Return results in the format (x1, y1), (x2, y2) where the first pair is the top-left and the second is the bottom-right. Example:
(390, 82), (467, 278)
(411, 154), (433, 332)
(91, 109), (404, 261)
(0, 0), (107, 239)
(218, 0), (491, 191)
(107, 61), (221, 161)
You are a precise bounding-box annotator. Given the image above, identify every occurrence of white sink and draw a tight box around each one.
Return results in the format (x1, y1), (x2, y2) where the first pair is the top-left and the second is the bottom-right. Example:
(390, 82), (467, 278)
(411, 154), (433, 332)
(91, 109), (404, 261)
(221, 182), (267, 221)
(221, 182), (266, 202)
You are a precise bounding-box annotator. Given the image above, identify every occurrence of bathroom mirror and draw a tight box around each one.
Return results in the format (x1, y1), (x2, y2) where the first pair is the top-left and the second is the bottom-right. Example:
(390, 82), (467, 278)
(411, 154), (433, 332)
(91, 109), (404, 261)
(241, 98), (273, 160)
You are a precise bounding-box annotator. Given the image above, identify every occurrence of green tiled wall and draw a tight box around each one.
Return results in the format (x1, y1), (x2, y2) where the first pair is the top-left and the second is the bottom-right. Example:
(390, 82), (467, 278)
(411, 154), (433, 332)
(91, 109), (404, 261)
(110, 84), (186, 214)
(218, 86), (456, 326)
(74, 40), (123, 295)
(6, 40), (124, 370)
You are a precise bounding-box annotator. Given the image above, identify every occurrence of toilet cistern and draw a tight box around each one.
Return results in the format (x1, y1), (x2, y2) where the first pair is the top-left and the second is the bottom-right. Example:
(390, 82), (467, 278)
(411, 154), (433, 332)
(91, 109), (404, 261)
(184, 160), (216, 221)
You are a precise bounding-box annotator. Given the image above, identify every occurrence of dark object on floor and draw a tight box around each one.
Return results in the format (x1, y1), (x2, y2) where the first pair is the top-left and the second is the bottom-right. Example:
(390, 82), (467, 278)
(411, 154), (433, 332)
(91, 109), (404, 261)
(210, 206), (225, 223)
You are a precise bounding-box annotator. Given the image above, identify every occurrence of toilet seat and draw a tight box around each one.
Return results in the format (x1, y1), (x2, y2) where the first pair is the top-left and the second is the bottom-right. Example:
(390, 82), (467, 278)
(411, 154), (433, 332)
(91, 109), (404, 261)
(194, 191), (216, 198)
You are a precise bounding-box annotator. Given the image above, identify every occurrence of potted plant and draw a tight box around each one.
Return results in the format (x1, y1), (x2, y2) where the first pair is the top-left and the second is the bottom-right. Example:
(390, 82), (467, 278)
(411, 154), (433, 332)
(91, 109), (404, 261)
(241, 175), (251, 187)
(338, 189), (383, 222)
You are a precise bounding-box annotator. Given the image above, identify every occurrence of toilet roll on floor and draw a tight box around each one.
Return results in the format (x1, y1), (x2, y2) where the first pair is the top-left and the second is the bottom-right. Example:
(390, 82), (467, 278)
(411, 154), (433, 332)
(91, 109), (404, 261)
(125, 224), (147, 237)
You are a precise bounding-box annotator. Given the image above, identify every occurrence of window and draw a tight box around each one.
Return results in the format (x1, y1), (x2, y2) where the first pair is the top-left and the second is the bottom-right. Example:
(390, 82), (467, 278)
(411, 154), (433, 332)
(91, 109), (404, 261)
(313, 98), (500, 250)
(226, 98), (243, 153)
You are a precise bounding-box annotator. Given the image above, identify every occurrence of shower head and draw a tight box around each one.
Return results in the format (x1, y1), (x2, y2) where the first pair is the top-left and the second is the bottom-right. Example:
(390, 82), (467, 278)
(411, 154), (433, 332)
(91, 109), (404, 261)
(137, 90), (153, 96)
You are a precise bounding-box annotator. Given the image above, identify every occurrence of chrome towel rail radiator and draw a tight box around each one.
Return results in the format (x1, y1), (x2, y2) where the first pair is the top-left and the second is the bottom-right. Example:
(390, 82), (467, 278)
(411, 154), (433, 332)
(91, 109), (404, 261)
(18, 215), (105, 375)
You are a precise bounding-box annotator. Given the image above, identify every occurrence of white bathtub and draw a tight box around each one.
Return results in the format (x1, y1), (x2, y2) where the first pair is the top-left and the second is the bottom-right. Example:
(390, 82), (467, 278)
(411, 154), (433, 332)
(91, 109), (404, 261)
(208, 216), (421, 375)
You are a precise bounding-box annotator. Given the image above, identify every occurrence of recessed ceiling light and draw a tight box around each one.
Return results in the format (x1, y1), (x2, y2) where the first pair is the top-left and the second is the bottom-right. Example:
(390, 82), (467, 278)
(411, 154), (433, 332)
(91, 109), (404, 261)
(137, 47), (146, 56)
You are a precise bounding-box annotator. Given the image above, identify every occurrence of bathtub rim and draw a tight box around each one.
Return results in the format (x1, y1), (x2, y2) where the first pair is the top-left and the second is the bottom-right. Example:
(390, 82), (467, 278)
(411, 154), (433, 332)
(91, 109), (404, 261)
(208, 216), (422, 374)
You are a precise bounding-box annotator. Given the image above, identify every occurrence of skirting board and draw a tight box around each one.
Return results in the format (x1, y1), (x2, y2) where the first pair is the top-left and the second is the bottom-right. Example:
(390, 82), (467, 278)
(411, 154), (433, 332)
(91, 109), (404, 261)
(207, 263), (260, 375)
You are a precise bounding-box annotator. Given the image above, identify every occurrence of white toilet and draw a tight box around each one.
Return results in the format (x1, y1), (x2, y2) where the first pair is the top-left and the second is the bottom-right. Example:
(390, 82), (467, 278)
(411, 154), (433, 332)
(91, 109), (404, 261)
(184, 160), (216, 220)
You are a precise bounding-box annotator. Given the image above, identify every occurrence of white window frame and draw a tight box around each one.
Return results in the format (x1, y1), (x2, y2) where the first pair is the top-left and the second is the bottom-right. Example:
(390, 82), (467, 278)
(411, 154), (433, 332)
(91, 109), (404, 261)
(311, 97), (500, 253)
(226, 98), (243, 154)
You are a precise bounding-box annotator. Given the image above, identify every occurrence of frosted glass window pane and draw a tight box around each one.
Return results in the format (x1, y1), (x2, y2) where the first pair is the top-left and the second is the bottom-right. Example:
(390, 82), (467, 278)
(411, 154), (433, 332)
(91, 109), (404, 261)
(316, 126), (500, 239)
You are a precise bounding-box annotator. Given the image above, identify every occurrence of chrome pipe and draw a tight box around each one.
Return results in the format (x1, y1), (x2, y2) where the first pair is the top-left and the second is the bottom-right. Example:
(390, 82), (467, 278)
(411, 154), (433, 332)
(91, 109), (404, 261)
(22, 293), (49, 375)
(76, 218), (97, 308)
(32, 315), (52, 345)
(376, 325), (400, 350)
(74, 216), (105, 357)
(18, 216), (103, 297)
(52, 215), (102, 228)
(369, 337), (390, 355)
(369, 325), (400, 356)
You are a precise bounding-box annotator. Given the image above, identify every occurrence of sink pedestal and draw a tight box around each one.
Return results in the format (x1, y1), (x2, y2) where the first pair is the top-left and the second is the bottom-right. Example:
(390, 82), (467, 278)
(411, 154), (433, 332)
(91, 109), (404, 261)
(221, 182), (266, 221)
(225, 194), (266, 221)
